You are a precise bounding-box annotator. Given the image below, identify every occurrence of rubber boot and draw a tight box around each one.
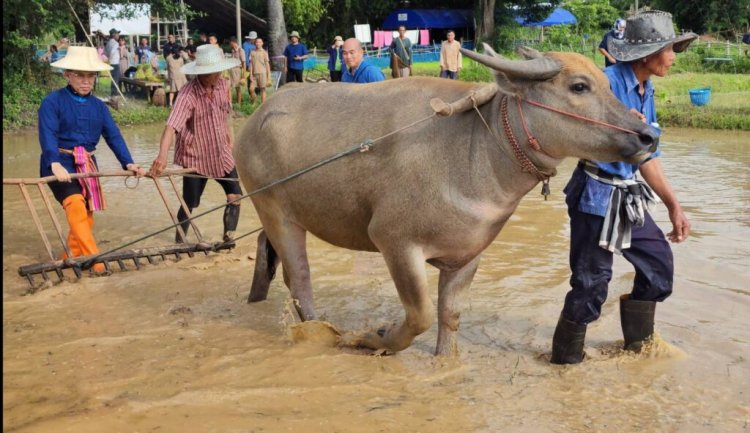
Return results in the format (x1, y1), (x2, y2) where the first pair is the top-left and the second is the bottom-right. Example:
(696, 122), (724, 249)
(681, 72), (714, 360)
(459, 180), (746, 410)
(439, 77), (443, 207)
(550, 316), (587, 365)
(62, 194), (105, 273)
(222, 203), (240, 245)
(620, 294), (656, 352)
(175, 206), (192, 243)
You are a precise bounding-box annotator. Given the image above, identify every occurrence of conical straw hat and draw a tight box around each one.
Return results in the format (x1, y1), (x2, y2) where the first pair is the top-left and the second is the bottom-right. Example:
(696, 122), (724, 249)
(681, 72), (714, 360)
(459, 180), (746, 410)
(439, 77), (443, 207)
(50, 46), (112, 72)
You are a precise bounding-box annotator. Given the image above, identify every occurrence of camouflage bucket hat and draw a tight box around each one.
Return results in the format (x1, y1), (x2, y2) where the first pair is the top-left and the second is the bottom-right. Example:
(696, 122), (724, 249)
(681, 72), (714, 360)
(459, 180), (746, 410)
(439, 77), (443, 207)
(608, 10), (697, 62)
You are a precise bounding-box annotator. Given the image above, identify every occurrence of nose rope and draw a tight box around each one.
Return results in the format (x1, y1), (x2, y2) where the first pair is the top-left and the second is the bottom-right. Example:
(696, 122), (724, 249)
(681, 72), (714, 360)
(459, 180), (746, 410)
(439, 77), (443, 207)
(521, 98), (641, 136)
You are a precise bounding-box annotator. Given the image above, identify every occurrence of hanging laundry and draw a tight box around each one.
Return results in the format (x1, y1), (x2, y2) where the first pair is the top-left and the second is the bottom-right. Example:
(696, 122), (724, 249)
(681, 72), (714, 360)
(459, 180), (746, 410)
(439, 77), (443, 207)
(420, 29), (430, 46)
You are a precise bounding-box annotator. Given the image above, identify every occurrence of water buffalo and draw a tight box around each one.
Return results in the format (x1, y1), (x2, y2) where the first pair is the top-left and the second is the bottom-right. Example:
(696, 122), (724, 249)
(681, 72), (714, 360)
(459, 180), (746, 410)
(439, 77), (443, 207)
(234, 44), (658, 355)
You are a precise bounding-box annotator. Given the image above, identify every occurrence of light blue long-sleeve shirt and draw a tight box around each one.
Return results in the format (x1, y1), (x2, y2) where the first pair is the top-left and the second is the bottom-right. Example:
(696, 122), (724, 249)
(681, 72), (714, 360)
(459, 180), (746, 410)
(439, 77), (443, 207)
(564, 62), (662, 216)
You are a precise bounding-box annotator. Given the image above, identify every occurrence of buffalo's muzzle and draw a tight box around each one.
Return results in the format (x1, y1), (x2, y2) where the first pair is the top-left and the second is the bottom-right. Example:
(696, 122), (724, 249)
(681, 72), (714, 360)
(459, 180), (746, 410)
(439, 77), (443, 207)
(638, 129), (659, 152)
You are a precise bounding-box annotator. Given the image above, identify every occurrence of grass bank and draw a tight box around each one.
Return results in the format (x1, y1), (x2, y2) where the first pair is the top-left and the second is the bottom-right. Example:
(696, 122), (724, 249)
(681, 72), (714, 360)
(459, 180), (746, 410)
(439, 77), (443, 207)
(4, 61), (748, 132)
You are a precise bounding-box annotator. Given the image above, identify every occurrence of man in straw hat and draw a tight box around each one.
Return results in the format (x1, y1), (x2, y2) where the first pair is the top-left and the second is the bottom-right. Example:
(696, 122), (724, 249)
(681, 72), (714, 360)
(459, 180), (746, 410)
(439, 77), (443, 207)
(551, 11), (697, 364)
(283, 31), (308, 84)
(40, 47), (145, 273)
(149, 45), (243, 246)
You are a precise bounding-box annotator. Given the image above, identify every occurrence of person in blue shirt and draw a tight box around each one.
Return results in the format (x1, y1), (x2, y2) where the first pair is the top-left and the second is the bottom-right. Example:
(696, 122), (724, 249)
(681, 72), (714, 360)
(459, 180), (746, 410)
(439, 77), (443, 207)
(341, 38), (385, 84)
(283, 31), (308, 84)
(551, 11), (698, 365)
(42, 47), (145, 273)
(598, 18), (626, 68)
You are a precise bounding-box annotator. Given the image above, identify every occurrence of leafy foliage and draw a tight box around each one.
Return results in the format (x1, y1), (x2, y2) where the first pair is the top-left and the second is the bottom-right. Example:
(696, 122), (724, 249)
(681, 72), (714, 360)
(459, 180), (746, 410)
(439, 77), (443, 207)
(651, 0), (750, 36)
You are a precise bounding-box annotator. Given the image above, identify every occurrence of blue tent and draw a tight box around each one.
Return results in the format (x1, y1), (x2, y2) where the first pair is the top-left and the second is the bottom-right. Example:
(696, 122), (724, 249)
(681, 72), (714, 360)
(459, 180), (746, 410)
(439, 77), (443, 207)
(515, 7), (577, 26)
(382, 9), (474, 30)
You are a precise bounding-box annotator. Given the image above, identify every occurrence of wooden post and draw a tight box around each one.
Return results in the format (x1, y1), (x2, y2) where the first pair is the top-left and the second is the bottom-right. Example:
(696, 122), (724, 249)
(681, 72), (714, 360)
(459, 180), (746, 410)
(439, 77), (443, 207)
(36, 184), (72, 259)
(18, 183), (55, 261)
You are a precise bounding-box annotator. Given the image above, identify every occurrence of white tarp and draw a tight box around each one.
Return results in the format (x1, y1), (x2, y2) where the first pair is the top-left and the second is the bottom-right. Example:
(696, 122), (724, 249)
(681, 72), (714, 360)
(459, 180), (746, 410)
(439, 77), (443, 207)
(89, 3), (151, 35)
(354, 24), (372, 44)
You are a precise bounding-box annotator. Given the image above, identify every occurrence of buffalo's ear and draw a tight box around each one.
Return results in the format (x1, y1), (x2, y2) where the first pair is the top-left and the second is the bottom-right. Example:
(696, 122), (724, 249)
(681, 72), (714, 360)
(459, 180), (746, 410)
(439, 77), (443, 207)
(493, 71), (517, 94)
(473, 43), (516, 93)
(516, 47), (544, 60)
(517, 46), (543, 60)
(482, 42), (502, 58)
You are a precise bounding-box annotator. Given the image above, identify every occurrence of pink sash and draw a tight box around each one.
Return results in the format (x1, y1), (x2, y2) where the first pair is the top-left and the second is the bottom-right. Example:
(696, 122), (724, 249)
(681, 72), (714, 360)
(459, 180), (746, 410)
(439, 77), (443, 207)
(63, 146), (107, 211)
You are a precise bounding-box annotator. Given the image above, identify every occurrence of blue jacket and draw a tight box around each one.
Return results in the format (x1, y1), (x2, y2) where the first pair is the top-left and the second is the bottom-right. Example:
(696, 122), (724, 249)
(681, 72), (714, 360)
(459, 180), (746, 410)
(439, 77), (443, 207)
(342, 59), (385, 83)
(38, 86), (134, 177)
(327, 46), (342, 71)
(564, 62), (661, 217)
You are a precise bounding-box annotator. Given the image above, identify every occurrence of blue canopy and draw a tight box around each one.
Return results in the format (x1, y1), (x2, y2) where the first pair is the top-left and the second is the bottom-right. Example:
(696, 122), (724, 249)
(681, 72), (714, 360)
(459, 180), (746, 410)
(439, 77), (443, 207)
(515, 7), (577, 26)
(382, 9), (474, 30)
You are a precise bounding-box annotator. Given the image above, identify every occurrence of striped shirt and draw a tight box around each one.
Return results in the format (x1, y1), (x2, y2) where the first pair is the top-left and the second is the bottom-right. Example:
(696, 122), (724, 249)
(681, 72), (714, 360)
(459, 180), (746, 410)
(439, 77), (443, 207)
(166, 77), (235, 177)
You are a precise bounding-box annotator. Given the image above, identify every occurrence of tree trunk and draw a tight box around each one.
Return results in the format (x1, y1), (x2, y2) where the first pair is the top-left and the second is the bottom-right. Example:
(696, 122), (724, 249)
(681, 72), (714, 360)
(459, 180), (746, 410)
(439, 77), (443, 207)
(478, 0), (497, 42)
(267, 0), (288, 79)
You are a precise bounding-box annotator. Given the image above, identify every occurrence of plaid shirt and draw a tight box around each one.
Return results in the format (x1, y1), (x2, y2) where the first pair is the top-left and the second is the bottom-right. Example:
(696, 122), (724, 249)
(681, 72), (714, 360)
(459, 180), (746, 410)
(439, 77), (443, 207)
(167, 77), (235, 177)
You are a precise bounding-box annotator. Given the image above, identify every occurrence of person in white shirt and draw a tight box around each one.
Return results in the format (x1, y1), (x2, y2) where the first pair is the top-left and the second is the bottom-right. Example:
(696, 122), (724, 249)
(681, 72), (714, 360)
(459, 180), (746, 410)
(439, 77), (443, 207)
(106, 28), (121, 96)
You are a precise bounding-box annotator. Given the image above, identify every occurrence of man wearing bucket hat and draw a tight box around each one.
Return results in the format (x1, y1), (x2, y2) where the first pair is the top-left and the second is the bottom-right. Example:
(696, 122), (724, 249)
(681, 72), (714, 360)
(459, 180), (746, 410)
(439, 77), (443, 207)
(283, 31), (308, 84)
(551, 11), (697, 365)
(149, 45), (244, 246)
(40, 47), (145, 273)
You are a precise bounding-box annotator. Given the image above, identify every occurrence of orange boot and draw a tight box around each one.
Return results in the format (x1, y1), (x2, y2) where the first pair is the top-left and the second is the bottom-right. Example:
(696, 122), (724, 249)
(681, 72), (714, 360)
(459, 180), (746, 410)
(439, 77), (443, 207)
(62, 194), (106, 273)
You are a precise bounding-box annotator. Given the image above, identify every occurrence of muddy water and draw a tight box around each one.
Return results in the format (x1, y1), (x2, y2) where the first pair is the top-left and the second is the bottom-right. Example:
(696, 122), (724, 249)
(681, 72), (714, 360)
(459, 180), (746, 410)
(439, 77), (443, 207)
(3, 125), (749, 432)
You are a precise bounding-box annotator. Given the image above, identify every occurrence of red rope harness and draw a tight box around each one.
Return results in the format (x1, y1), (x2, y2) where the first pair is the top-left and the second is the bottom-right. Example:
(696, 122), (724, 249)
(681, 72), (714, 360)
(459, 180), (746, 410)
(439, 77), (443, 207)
(522, 98), (641, 136)
(500, 95), (643, 200)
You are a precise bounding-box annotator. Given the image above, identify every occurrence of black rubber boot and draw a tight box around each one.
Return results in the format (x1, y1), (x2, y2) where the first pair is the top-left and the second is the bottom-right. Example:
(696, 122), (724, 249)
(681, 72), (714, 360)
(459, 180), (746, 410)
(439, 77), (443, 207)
(175, 207), (192, 243)
(550, 316), (587, 365)
(222, 204), (240, 244)
(620, 294), (656, 352)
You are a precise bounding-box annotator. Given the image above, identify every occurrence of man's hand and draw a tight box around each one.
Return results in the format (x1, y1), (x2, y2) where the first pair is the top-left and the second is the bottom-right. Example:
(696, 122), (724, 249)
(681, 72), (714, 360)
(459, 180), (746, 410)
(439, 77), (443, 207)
(629, 108), (647, 123)
(126, 163), (146, 177)
(148, 156), (168, 178)
(667, 206), (691, 243)
(51, 162), (71, 182)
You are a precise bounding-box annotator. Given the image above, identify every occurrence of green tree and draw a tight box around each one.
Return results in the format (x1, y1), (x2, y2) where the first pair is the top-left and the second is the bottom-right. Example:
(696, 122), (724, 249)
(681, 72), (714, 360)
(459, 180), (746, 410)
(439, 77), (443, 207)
(652, 0), (750, 36)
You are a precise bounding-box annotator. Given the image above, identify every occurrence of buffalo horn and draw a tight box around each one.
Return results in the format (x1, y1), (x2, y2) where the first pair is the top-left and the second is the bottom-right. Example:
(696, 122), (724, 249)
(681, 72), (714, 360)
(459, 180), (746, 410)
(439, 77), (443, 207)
(460, 42), (561, 80)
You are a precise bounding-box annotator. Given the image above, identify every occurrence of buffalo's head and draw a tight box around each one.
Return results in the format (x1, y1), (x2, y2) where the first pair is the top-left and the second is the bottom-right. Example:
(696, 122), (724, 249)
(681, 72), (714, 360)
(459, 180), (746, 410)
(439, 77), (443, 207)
(461, 43), (657, 165)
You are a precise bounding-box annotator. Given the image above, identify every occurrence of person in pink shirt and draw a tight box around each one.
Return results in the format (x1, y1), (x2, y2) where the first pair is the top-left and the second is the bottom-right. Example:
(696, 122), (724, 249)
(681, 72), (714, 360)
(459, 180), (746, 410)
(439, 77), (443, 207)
(149, 45), (243, 245)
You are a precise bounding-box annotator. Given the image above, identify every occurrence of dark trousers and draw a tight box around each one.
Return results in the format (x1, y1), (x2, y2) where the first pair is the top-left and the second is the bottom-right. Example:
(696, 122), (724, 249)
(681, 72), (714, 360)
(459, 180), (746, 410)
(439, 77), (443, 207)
(176, 168), (243, 234)
(440, 70), (458, 80)
(329, 70), (342, 82)
(561, 208), (674, 325)
(286, 68), (303, 84)
(110, 67), (121, 96)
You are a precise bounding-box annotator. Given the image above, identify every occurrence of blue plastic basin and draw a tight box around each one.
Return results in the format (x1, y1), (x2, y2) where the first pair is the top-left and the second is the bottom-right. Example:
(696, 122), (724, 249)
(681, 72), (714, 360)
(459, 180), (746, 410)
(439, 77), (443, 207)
(689, 87), (711, 106)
